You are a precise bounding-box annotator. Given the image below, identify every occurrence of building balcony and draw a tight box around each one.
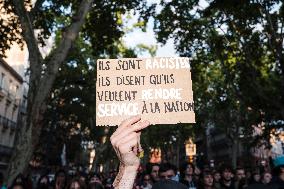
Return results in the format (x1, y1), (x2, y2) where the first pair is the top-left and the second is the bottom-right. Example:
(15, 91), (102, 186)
(0, 86), (6, 101)
(13, 98), (21, 111)
(1, 116), (9, 130)
(0, 144), (13, 156)
(0, 115), (17, 132)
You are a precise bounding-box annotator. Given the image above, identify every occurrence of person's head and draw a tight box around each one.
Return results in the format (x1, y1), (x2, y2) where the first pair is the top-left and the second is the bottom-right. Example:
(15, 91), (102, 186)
(159, 163), (177, 180)
(194, 166), (201, 181)
(261, 172), (272, 184)
(213, 170), (221, 183)
(55, 169), (67, 188)
(89, 173), (102, 184)
(251, 169), (260, 183)
(235, 167), (246, 181)
(245, 169), (252, 180)
(146, 163), (160, 182)
(37, 175), (50, 189)
(180, 162), (194, 179)
(87, 182), (104, 189)
(152, 180), (187, 189)
(68, 178), (86, 189)
(11, 173), (26, 189)
(11, 183), (25, 189)
(220, 165), (233, 182)
(201, 170), (214, 187)
(14, 173), (25, 184)
(78, 172), (87, 185)
(142, 173), (152, 186)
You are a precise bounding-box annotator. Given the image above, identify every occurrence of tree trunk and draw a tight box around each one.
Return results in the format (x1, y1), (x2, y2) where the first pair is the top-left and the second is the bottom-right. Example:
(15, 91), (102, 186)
(6, 103), (45, 184)
(5, 0), (94, 184)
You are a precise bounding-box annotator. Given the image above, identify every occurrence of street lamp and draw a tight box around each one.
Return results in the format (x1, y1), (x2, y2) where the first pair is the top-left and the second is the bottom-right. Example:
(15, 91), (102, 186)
(185, 138), (196, 163)
(149, 147), (162, 163)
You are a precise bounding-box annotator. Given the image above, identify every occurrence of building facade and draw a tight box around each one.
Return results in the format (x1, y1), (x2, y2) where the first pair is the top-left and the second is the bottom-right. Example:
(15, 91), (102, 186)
(0, 58), (26, 172)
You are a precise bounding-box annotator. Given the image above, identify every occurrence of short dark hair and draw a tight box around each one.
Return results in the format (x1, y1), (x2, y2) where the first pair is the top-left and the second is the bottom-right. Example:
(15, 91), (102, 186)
(202, 169), (213, 177)
(179, 162), (194, 179)
(152, 180), (187, 189)
(219, 164), (233, 174)
(88, 182), (104, 189)
(146, 163), (160, 174)
(159, 163), (177, 175)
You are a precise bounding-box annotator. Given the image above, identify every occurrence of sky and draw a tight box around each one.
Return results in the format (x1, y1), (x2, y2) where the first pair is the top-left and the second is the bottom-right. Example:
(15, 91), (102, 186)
(123, 0), (209, 58)
(122, 16), (177, 58)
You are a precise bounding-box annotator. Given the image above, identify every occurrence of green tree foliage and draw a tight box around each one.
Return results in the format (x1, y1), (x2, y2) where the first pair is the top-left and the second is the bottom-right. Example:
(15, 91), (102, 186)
(0, 0), (151, 182)
(155, 0), (284, 121)
(153, 0), (284, 166)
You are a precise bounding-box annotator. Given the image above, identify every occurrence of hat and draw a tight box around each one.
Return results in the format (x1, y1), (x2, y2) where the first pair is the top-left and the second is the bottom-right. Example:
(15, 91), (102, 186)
(152, 180), (187, 189)
(273, 155), (284, 167)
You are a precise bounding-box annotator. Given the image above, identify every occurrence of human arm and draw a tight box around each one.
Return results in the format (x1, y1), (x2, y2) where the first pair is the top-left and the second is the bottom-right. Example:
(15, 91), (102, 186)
(110, 115), (150, 189)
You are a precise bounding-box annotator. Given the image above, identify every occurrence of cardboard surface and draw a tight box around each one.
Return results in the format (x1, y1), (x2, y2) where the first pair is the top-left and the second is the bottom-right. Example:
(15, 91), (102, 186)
(96, 57), (195, 126)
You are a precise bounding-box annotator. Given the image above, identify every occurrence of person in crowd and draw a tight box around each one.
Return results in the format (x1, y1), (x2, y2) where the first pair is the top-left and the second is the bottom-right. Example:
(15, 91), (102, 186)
(68, 178), (86, 189)
(198, 169), (215, 189)
(235, 167), (246, 182)
(87, 182), (104, 189)
(213, 170), (221, 188)
(89, 173), (103, 185)
(234, 167), (246, 189)
(261, 171), (272, 185)
(194, 166), (202, 184)
(179, 162), (197, 188)
(10, 183), (25, 189)
(0, 172), (7, 189)
(146, 163), (160, 183)
(269, 156), (284, 189)
(246, 171), (271, 189)
(53, 170), (68, 189)
(152, 179), (187, 189)
(140, 173), (152, 189)
(11, 174), (30, 189)
(78, 172), (88, 187)
(158, 163), (177, 181)
(248, 169), (260, 185)
(215, 164), (235, 189)
(36, 175), (51, 189)
(245, 170), (251, 183)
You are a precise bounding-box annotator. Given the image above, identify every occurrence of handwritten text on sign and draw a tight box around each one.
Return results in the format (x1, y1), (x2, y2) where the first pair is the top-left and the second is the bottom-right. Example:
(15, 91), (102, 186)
(96, 57), (195, 126)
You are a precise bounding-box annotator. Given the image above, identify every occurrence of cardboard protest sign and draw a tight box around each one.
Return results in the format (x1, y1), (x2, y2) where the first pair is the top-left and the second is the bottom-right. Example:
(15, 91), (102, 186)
(96, 57), (195, 126)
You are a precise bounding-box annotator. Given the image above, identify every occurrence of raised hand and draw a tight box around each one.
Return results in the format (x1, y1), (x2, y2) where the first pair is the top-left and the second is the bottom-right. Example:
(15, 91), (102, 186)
(110, 115), (150, 189)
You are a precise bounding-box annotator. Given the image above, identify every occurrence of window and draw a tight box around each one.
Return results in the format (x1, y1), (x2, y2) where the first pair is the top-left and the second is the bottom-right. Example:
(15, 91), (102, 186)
(0, 73), (4, 89)
(8, 79), (13, 96)
(16, 85), (19, 98)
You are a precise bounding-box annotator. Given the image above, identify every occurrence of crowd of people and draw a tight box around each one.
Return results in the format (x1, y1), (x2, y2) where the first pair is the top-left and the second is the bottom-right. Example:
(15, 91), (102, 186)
(1, 116), (283, 189)
(0, 160), (284, 189)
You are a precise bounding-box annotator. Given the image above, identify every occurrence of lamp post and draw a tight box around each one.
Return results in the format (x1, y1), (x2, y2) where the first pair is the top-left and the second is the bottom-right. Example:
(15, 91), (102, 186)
(185, 138), (196, 163)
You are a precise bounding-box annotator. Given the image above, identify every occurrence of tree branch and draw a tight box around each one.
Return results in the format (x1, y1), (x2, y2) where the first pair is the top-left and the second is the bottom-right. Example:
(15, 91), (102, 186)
(29, 0), (45, 20)
(12, 0), (43, 87)
(37, 0), (94, 103)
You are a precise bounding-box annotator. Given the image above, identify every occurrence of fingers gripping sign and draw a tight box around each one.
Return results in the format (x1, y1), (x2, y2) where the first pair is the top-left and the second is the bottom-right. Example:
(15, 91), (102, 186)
(111, 115), (150, 189)
(111, 115), (150, 167)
